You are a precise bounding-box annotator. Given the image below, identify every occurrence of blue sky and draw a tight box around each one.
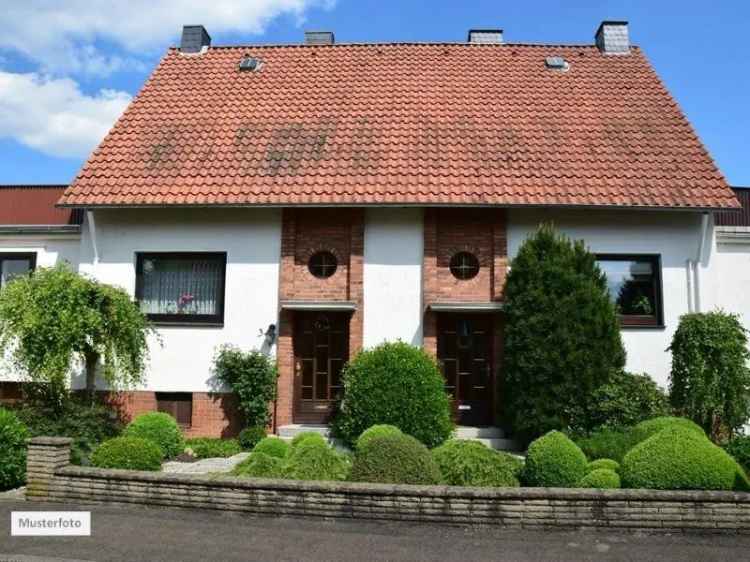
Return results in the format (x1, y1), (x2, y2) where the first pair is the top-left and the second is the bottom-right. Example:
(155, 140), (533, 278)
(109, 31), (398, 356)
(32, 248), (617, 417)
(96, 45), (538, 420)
(0, 0), (747, 186)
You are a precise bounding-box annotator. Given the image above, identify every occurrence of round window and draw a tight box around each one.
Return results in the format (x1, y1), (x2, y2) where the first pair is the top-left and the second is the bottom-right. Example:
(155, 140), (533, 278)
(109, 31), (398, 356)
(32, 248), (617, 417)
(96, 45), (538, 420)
(308, 251), (338, 279)
(449, 252), (480, 280)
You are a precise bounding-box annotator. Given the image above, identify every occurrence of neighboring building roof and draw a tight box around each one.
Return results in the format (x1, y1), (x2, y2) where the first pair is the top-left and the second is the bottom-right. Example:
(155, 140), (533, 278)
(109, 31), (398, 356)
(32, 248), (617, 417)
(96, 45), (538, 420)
(60, 42), (737, 210)
(0, 185), (82, 230)
(715, 187), (750, 227)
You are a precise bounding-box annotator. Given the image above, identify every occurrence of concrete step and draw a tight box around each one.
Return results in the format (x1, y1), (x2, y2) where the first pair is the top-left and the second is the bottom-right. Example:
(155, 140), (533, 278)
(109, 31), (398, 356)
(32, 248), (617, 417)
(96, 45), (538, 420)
(470, 437), (520, 452)
(455, 426), (505, 439)
(277, 424), (331, 440)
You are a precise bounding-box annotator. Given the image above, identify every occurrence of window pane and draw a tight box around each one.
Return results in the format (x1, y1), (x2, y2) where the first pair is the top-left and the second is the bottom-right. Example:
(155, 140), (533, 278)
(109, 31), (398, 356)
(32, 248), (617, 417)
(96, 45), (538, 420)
(598, 258), (657, 317)
(1, 258), (32, 287)
(139, 255), (223, 316)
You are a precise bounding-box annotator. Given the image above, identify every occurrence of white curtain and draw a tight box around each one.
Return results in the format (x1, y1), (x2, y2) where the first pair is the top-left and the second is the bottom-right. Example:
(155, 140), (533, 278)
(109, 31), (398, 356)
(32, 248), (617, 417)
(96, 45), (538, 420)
(140, 257), (222, 315)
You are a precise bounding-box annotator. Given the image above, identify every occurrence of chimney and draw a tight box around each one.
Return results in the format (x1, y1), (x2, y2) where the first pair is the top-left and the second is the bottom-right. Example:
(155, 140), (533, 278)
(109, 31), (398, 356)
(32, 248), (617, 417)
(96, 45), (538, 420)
(180, 25), (211, 53)
(467, 29), (503, 44)
(595, 21), (629, 54)
(305, 31), (335, 45)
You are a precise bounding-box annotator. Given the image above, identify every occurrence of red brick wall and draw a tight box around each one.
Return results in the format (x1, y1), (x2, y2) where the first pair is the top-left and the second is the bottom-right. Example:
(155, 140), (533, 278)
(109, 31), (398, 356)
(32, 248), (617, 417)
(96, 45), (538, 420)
(275, 208), (364, 427)
(103, 391), (242, 439)
(423, 208), (507, 356)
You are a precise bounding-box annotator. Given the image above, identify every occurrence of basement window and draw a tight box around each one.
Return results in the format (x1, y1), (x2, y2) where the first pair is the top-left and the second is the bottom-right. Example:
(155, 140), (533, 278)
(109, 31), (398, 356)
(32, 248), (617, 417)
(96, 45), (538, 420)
(135, 252), (227, 326)
(0, 253), (36, 288)
(597, 254), (663, 328)
(156, 392), (193, 427)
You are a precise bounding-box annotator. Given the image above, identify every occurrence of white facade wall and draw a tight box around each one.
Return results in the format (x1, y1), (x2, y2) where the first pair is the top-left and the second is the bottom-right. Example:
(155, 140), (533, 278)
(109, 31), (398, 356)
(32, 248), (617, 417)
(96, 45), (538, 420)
(507, 208), (707, 389)
(363, 208), (423, 348)
(0, 234), (81, 381)
(77, 208), (281, 392)
(709, 230), (750, 332)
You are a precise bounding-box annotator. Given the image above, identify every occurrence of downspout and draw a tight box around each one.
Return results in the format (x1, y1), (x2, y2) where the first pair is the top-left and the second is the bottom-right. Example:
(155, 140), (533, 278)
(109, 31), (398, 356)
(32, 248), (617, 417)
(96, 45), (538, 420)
(693, 212), (710, 313)
(86, 210), (99, 268)
(685, 259), (694, 313)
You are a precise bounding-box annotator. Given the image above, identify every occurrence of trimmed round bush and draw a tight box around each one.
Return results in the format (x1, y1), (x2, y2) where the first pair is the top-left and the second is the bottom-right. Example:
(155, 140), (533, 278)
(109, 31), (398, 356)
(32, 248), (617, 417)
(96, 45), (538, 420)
(238, 427), (266, 451)
(233, 452), (283, 479)
(587, 458), (620, 474)
(578, 468), (621, 489)
(621, 427), (745, 491)
(432, 439), (520, 487)
(290, 431), (327, 449)
(0, 408), (29, 490)
(123, 412), (184, 459)
(629, 417), (704, 445)
(522, 430), (587, 487)
(724, 435), (750, 473)
(281, 441), (349, 482)
(252, 436), (290, 459)
(332, 342), (453, 448)
(350, 433), (442, 485)
(356, 424), (402, 451)
(91, 436), (163, 471)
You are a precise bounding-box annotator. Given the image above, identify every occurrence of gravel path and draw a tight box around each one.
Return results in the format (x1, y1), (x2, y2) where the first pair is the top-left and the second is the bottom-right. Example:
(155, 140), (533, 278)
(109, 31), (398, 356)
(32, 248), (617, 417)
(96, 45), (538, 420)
(162, 452), (250, 474)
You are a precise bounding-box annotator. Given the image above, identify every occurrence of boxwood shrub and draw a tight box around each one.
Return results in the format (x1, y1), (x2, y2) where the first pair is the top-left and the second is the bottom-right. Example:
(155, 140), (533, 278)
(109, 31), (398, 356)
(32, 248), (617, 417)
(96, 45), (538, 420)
(0, 408), (29, 490)
(350, 433), (442, 485)
(575, 427), (637, 463)
(432, 439), (521, 487)
(91, 436), (163, 471)
(578, 468), (620, 489)
(586, 458), (620, 474)
(628, 416), (704, 445)
(238, 427), (266, 451)
(252, 436), (290, 459)
(185, 438), (241, 459)
(281, 441), (349, 482)
(356, 424), (402, 451)
(724, 435), (750, 474)
(123, 412), (184, 459)
(332, 342), (453, 448)
(621, 427), (746, 491)
(522, 430), (587, 487)
(290, 431), (327, 450)
(233, 452), (283, 479)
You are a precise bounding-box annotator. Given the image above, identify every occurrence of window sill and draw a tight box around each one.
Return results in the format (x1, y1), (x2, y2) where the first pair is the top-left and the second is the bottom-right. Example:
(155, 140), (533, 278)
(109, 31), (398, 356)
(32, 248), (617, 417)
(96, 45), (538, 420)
(151, 321), (224, 329)
(619, 324), (666, 331)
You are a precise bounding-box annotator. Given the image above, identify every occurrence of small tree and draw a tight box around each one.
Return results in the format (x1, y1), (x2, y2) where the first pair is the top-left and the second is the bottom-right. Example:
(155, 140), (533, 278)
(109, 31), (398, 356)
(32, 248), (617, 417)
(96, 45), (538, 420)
(503, 224), (626, 440)
(213, 345), (278, 428)
(0, 265), (153, 402)
(669, 311), (750, 442)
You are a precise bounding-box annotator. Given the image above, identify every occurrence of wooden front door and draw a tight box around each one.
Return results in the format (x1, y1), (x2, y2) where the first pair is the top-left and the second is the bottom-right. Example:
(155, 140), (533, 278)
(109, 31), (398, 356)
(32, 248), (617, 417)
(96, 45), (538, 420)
(437, 313), (494, 426)
(293, 312), (349, 423)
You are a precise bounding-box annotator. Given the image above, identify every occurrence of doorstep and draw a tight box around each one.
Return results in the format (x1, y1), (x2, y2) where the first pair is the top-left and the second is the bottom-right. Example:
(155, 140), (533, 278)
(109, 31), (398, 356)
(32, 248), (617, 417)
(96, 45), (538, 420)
(277, 424), (519, 451)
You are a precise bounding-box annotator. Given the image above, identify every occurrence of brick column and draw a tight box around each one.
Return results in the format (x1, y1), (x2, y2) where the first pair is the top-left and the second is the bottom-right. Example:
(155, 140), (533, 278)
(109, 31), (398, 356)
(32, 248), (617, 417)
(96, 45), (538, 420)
(491, 208), (508, 302)
(348, 209), (365, 356)
(276, 208), (297, 428)
(25, 437), (72, 501)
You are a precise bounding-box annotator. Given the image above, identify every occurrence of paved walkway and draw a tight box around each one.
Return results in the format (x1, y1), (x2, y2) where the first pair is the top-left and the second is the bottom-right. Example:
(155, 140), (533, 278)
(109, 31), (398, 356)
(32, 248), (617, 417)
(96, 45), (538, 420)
(1, 500), (749, 561)
(162, 452), (250, 474)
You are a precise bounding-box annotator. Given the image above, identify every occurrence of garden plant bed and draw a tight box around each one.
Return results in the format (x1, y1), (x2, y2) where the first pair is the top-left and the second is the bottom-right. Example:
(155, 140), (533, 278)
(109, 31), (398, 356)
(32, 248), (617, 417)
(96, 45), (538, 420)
(25, 437), (750, 532)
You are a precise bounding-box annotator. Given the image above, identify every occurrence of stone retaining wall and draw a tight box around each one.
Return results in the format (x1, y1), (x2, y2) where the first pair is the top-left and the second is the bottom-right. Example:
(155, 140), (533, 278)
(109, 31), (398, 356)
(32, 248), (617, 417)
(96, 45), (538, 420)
(25, 437), (750, 532)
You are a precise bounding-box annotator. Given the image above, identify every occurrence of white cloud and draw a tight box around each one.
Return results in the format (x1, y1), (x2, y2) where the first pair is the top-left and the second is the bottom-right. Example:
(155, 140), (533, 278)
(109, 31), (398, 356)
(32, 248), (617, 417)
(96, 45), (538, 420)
(1, 0), (334, 76)
(0, 71), (131, 158)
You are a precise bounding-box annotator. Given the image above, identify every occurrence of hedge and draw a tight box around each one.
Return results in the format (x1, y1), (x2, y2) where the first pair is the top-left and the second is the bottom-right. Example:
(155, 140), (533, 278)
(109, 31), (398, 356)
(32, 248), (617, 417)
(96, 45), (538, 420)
(252, 437), (290, 459)
(356, 424), (402, 451)
(578, 468), (621, 489)
(432, 439), (521, 487)
(350, 433), (442, 485)
(233, 452), (282, 479)
(91, 437), (163, 471)
(0, 408), (29, 490)
(281, 441), (349, 482)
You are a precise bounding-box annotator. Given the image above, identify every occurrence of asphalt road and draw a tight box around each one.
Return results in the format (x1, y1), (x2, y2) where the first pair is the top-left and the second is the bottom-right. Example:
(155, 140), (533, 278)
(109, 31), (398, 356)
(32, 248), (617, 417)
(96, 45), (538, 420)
(1, 500), (749, 562)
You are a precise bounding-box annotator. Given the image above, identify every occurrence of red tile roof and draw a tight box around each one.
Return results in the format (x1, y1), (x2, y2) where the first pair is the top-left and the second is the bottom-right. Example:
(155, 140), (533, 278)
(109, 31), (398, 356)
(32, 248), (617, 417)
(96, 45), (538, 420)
(60, 42), (738, 209)
(0, 185), (82, 225)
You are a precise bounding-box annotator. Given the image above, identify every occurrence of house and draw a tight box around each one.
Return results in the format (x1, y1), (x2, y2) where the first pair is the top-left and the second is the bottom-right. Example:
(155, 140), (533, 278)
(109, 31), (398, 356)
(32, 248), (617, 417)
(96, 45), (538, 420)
(1, 22), (746, 440)
(0, 185), (82, 401)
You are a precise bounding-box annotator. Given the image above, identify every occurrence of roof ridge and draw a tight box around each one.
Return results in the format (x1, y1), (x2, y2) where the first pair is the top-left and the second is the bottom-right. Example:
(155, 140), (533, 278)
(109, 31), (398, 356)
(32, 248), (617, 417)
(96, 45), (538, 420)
(168, 42), (640, 50)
